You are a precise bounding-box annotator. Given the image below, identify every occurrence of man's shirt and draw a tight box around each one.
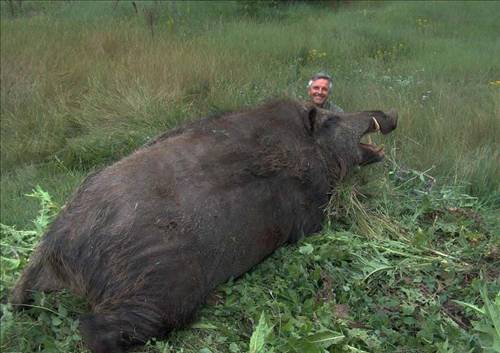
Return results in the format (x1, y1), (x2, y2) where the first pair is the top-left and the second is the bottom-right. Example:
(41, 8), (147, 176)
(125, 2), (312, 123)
(322, 100), (344, 113)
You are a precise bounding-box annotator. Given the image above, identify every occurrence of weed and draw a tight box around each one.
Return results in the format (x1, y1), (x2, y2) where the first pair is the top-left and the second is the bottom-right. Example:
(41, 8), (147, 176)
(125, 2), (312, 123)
(1, 163), (498, 352)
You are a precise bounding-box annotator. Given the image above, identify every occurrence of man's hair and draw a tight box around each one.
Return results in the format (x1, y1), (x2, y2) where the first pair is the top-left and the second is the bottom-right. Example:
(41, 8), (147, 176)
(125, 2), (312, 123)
(307, 72), (333, 89)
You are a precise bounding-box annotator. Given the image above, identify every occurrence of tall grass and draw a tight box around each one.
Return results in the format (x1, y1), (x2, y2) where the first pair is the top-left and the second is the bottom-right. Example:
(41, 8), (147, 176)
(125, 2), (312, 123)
(2, 1), (499, 226)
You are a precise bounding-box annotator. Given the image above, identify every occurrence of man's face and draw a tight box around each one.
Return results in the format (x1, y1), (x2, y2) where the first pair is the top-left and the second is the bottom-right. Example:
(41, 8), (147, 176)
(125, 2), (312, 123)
(308, 78), (330, 107)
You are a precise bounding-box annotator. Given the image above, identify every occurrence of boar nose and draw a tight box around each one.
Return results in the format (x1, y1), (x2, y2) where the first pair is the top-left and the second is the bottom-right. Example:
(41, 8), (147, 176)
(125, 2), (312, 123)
(387, 109), (398, 120)
(383, 109), (398, 133)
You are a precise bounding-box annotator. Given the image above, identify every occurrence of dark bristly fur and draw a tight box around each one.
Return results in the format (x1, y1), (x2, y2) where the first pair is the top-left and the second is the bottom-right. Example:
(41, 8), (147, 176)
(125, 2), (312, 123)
(11, 99), (397, 353)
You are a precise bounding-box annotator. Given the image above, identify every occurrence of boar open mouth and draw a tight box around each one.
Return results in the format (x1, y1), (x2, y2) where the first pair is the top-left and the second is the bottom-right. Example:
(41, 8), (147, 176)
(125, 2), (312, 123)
(359, 117), (384, 166)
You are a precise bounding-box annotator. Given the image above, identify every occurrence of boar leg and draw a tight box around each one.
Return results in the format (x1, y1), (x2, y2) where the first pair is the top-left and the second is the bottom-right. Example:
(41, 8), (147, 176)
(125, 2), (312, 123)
(79, 303), (168, 353)
(11, 252), (63, 307)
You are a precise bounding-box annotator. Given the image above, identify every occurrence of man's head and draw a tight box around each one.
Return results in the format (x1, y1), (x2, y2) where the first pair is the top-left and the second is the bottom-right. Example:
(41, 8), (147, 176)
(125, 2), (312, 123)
(307, 72), (333, 108)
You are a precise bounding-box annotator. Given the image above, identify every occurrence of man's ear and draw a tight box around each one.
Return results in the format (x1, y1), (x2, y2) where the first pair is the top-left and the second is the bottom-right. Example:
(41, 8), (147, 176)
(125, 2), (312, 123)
(302, 106), (318, 136)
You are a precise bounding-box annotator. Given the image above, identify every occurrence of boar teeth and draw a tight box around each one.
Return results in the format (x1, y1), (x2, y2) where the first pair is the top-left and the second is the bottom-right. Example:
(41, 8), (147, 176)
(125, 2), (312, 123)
(371, 117), (381, 132)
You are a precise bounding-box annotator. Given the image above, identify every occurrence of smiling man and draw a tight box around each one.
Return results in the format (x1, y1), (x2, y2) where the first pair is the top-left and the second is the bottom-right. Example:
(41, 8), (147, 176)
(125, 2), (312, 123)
(307, 72), (343, 113)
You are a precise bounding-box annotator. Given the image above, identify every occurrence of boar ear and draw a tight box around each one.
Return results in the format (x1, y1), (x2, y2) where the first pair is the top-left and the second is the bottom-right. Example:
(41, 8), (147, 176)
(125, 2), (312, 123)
(302, 106), (318, 135)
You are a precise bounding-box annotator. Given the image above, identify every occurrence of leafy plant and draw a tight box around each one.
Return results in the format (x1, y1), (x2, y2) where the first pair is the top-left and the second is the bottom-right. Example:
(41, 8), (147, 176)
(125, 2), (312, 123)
(0, 186), (59, 295)
(454, 279), (500, 353)
(248, 312), (273, 353)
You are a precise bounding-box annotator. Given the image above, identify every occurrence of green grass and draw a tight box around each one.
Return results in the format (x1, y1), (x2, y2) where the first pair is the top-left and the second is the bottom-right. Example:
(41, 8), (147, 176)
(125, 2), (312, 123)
(1, 1), (499, 201)
(1, 1), (499, 352)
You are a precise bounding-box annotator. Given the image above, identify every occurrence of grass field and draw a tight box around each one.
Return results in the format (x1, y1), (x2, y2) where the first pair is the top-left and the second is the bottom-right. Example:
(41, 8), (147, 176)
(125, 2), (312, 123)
(1, 1), (499, 352)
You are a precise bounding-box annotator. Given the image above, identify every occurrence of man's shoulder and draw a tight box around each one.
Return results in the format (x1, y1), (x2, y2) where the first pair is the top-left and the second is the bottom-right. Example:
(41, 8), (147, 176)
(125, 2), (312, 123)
(324, 101), (344, 113)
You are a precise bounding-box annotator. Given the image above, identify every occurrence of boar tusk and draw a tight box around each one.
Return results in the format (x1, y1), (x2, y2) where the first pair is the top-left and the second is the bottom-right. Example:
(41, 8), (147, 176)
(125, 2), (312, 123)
(371, 117), (381, 132)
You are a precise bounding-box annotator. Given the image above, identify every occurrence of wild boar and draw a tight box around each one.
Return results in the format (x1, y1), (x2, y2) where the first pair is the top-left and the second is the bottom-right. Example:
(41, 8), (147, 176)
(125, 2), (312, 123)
(12, 99), (397, 353)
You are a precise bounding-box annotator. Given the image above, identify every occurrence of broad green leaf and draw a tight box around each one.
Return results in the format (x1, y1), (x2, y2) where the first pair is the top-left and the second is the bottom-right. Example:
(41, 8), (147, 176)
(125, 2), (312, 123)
(299, 243), (314, 255)
(480, 284), (500, 351)
(51, 316), (62, 326)
(249, 312), (273, 353)
(229, 342), (240, 352)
